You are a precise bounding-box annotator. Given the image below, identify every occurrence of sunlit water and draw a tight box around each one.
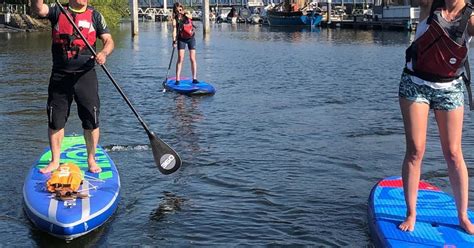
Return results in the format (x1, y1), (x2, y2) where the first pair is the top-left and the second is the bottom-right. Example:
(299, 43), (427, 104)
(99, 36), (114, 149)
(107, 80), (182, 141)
(2, 22), (474, 246)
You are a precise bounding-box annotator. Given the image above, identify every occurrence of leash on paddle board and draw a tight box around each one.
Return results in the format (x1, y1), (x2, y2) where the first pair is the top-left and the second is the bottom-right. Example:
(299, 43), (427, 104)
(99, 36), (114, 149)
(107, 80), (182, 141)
(55, 0), (181, 175)
(162, 46), (175, 92)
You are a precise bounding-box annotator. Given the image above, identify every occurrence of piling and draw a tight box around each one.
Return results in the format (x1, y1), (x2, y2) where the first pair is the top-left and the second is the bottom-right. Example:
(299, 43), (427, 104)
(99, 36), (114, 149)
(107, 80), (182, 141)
(203, 0), (210, 35)
(131, 0), (139, 36)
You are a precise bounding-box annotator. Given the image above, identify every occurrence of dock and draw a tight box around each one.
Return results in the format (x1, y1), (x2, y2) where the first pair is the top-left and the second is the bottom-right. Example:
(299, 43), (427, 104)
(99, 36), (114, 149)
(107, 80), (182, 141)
(321, 19), (416, 31)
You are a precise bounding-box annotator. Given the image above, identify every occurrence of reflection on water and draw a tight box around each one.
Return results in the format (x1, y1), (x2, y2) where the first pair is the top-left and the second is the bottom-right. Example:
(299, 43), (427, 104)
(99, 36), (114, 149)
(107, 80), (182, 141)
(132, 36), (140, 52)
(172, 95), (205, 155)
(149, 191), (186, 221)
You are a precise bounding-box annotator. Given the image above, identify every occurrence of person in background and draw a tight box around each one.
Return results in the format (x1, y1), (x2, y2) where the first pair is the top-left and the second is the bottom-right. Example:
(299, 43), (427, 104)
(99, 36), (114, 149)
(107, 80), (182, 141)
(398, 0), (474, 234)
(32, 0), (114, 173)
(172, 2), (198, 85)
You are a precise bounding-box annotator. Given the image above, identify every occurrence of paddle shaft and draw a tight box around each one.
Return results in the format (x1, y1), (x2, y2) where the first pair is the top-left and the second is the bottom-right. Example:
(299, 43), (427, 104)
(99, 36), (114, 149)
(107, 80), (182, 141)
(55, 1), (152, 135)
(164, 46), (175, 83)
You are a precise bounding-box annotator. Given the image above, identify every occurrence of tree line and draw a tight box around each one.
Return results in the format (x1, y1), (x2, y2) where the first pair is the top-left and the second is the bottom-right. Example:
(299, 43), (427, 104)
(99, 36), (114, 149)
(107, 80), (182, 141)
(2, 0), (129, 27)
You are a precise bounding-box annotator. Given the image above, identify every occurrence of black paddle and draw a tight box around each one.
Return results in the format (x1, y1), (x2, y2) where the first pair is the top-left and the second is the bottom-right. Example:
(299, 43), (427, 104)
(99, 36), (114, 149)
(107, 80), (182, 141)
(162, 46), (175, 90)
(55, 0), (181, 175)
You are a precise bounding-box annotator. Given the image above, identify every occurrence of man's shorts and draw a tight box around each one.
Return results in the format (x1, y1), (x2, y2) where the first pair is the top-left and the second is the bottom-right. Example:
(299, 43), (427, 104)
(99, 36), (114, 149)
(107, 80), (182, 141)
(177, 37), (196, 50)
(47, 69), (100, 130)
(398, 72), (464, 111)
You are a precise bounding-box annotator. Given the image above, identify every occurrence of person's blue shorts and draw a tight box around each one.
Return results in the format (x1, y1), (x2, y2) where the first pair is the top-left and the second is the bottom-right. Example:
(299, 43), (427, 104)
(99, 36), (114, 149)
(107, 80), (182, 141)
(177, 37), (196, 50)
(398, 72), (464, 111)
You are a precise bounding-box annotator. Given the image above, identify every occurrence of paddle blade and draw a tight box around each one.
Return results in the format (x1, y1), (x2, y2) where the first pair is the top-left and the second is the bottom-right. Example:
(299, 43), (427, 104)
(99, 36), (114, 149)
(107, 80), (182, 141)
(148, 132), (181, 174)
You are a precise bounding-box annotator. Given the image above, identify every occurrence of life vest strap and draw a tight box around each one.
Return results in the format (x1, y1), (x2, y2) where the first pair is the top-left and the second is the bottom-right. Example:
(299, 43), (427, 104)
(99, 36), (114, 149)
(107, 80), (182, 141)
(456, 4), (473, 39)
(403, 67), (459, 82)
(460, 5), (473, 110)
(463, 58), (474, 110)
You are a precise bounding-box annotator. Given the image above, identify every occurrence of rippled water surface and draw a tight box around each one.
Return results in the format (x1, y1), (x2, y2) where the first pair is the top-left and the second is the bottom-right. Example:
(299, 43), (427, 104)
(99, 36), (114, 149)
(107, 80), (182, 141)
(2, 22), (474, 246)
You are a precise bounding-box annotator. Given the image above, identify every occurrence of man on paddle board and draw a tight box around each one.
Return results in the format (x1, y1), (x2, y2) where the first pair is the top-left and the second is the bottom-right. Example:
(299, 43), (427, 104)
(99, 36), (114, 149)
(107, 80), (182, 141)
(172, 2), (199, 85)
(398, 0), (474, 234)
(32, 0), (114, 174)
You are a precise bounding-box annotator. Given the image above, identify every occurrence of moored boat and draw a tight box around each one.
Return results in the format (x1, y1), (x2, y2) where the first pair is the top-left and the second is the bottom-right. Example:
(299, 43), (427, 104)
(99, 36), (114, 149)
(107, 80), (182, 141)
(267, 0), (322, 26)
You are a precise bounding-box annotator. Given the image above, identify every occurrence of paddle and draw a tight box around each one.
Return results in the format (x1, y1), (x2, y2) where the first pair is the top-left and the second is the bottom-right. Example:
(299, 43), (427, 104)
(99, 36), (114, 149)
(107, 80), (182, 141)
(162, 46), (175, 91)
(55, 0), (181, 175)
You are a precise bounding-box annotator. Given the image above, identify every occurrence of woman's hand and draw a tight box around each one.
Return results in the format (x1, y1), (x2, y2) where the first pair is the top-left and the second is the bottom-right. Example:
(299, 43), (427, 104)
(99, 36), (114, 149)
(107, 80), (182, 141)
(185, 11), (192, 19)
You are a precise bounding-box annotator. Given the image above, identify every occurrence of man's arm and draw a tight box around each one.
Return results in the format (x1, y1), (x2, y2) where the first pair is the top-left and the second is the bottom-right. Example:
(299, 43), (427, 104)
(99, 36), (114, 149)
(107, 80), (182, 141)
(31, 0), (49, 18)
(95, 33), (114, 65)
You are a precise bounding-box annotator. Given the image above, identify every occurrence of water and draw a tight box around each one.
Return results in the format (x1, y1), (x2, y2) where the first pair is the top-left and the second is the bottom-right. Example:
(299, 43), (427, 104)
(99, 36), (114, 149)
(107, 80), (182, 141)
(2, 22), (474, 246)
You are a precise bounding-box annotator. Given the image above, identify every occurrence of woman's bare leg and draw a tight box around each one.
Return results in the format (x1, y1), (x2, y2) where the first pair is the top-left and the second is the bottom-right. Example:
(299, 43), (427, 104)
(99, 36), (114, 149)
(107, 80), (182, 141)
(399, 98), (430, 232)
(190, 49), (197, 80)
(176, 49), (185, 82)
(435, 106), (474, 234)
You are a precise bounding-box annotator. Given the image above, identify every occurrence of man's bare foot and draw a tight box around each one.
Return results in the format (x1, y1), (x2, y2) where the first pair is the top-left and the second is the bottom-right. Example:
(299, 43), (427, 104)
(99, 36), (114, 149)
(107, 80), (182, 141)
(39, 161), (60, 174)
(399, 215), (416, 232)
(88, 159), (102, 173)
(460, 218), (474, 234)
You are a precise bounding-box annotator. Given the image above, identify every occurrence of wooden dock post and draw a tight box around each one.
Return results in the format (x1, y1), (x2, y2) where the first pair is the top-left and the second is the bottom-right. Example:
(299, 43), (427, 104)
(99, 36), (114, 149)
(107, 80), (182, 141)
(327, 0), (332, 24)
(203, 0), (210, 35)
(131, 0), (139, 36)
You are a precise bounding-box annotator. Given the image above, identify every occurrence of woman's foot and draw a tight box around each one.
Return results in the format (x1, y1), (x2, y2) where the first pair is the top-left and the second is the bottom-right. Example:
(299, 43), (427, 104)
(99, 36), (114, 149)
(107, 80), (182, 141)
(192, 79), (199, 84)
(460, 218), (474, 234)
(88, 159), (102, 173)
(399, 215), (416, 232)
(175, 80), (180, 85)
(39, 161), (60, 174)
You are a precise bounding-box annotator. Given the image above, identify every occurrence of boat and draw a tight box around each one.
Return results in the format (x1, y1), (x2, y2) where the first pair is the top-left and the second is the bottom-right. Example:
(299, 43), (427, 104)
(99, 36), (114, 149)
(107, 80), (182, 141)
(23, 135), (120, 240)
(267, 0), (322, 26)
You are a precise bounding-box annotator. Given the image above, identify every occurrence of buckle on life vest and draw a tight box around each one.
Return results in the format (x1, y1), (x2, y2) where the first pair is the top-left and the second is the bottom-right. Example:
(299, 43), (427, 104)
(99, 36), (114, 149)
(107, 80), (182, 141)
(65, 46), (80, 59)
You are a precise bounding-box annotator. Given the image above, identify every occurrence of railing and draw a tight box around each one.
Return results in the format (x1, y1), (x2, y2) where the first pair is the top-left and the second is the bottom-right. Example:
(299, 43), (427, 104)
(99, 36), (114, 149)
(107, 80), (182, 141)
(0, 4), (27, 14)
(138, 0), (265, 7)
(138, 7), (171, 16)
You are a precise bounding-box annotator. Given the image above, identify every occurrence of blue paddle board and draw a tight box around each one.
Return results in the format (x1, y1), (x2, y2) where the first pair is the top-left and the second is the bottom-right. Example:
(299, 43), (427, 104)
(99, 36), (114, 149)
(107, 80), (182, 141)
(23, 135), (120, 240)
(368, 176), (474, 247)
(164, 77), (216, 95)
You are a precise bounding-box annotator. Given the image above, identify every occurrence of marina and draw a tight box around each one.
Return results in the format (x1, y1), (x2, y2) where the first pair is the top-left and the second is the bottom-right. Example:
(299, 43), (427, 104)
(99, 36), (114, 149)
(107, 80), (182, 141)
(0, 0), (419, 31)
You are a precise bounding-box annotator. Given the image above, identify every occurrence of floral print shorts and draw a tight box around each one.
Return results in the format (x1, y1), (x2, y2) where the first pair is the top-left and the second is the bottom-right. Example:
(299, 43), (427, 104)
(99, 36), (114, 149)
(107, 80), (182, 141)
(398, 73), (464, 111)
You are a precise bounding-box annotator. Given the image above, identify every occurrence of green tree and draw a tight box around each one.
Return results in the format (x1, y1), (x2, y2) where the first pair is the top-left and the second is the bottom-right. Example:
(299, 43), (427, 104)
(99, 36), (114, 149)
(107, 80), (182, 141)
(90, 0), (129, 27)
(4, 0), (129, 27)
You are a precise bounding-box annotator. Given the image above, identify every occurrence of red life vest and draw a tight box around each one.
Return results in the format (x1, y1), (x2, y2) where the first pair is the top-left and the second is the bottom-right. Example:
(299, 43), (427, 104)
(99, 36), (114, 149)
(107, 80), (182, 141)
(179, 17), (194, 39)
(52, 6), (96, 60)
(405, 5), (472, 82)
